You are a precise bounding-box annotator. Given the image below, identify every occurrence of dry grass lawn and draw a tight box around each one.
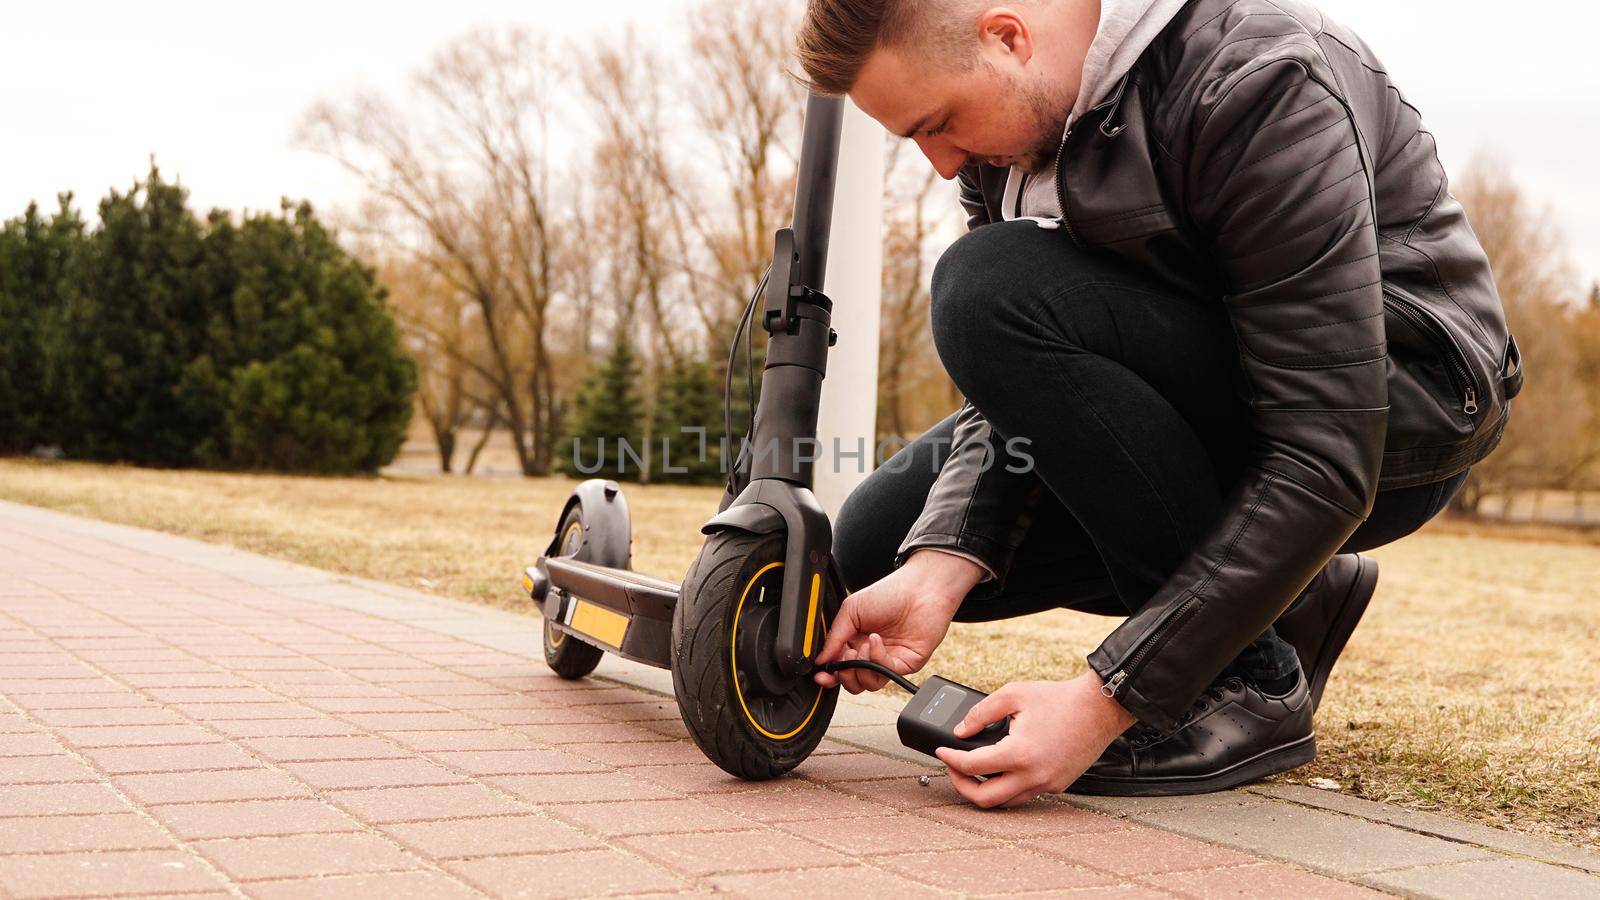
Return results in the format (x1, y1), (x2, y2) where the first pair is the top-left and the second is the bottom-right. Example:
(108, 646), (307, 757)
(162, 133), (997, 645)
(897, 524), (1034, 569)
(1, 458), (1595, 848)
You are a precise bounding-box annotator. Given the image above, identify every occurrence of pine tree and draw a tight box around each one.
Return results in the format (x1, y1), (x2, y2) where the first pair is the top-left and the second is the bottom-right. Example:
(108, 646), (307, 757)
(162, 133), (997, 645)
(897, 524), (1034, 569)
(0, 197), (84, 453)
(558, 335), (645, 480)
(67, 165), (209, 465)
(200, 201), (416, 473)
(650, 355), (724, 483)
(6, 164), (414, 473)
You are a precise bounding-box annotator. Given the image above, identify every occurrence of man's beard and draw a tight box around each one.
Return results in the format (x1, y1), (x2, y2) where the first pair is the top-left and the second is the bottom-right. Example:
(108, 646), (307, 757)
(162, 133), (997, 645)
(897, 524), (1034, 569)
(1015, 77), (1073, 175)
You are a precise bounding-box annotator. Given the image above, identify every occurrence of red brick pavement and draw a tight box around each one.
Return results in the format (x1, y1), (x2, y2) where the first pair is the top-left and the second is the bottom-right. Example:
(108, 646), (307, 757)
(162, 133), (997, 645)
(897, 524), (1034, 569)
(0, 511), (1387, 899)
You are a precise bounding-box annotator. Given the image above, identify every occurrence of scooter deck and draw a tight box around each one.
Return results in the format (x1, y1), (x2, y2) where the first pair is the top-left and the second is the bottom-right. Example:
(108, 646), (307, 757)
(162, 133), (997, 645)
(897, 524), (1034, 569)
(528, 557), (680, 669)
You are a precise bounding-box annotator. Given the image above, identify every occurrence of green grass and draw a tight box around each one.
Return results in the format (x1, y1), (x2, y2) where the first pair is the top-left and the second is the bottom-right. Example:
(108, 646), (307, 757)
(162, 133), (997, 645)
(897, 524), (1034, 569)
(2, 458), (1595, 848)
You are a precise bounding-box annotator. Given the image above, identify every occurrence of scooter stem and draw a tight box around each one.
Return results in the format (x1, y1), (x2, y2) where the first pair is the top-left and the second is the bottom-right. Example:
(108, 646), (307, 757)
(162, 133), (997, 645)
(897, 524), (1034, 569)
(706, 93), (847, 685)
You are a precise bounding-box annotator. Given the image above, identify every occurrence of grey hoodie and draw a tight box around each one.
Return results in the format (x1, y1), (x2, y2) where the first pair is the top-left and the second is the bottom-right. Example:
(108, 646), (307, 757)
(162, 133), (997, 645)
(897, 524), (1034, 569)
(1007, 0), (1191, 221)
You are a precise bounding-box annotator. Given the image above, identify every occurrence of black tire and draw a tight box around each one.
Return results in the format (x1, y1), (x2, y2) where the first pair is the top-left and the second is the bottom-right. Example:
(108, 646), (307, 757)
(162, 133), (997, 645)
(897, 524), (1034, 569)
(542, 508), (605, 680)
(670, 528), (839, 779)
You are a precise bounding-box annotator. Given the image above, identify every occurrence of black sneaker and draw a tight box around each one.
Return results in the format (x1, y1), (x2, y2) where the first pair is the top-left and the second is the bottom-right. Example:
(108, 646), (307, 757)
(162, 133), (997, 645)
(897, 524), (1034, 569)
(1066, 669), (1315, 797)
(1273, 554), (1379, 711)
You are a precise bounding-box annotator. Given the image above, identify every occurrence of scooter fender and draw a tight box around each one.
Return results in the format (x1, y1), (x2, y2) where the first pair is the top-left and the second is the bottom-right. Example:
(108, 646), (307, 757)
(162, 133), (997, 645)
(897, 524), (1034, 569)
(701, 478), (833, 687)
(546, 478), (632, 570)
(538, 478), (632, 621)
(699, 500), (785, 537)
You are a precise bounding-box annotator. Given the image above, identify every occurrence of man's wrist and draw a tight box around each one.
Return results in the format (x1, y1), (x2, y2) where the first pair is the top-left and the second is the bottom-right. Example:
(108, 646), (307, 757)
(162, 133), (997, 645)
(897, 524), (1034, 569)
(1073, 669), (1138, 738)
(903, 548), (985, 614)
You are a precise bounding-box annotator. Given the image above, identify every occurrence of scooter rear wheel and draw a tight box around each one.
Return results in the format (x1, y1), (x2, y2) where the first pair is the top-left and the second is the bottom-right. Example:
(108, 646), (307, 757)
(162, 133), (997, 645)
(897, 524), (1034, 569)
(671, 528), (839, 779)
(542, 508), (605, 680)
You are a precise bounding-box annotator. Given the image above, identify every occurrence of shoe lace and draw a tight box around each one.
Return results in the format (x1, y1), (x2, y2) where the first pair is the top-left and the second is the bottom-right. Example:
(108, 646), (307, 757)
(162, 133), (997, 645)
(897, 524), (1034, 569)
(1127, 676), (1246, 747)
(1179, 676), (1245, 725)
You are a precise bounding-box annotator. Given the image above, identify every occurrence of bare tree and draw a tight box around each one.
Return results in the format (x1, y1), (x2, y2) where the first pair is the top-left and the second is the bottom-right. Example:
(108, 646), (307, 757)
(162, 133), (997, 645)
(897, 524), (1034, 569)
(380, 253), (473, 472)
(669, 0), (804, 343)
(307, 4), (938, 480)
(551, 0), (810, 482)
(1571, 284), (1600, 515)
(299, 28), (566, 476)
(556, 181), (609, 361)
(877, 141), (964, 441)
(582, 35), (685, 365)
(459, 403), (503, 476)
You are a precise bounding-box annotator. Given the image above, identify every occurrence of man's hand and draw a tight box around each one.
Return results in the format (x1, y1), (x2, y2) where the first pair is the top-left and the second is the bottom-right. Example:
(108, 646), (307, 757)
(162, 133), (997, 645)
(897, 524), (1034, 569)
(812, 549), (983, 694)
(934, 670), (1138, 808)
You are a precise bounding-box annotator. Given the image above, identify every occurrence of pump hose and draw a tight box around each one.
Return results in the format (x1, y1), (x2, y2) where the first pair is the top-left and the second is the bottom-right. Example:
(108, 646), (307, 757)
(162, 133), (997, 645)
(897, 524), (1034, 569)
(815, 659), (921, 694)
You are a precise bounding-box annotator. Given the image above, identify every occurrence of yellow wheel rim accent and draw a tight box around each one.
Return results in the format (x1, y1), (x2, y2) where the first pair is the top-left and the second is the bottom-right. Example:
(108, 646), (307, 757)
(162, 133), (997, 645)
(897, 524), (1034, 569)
(559, 519), (583, 552)
(548, 519), (585, 649)
(730, 560), (828, 741)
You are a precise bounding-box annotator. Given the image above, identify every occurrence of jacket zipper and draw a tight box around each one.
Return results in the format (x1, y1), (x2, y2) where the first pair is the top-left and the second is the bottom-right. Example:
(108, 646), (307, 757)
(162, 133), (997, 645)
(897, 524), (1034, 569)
(1100, 594), (1199, 698)
(1054, 73), (1132, 249)
(1053, 126), (1079, 247)
(1382, 288), (1480, 415)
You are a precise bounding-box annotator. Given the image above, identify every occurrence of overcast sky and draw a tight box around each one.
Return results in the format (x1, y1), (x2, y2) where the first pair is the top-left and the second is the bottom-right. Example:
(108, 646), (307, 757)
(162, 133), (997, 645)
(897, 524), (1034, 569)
(4, 0), (1596, 287)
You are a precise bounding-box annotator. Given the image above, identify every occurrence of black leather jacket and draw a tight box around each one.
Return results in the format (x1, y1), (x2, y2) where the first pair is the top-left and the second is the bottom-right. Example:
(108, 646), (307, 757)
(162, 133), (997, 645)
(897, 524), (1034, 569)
(894, 0), (1523, 732)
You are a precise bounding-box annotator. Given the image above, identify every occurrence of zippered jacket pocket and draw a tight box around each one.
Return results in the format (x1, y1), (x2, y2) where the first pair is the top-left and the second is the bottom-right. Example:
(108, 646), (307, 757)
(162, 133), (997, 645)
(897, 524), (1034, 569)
(1381, 287), (1481, 417)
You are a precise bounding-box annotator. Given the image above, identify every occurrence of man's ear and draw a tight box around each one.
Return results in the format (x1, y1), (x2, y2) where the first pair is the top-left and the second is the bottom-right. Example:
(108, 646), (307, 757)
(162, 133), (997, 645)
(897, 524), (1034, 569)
(977, 7), (1034, 64)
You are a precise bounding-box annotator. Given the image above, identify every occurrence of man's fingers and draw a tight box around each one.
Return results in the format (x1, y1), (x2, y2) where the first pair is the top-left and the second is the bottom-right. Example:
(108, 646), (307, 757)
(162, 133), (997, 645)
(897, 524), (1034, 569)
(810, 604), (902, 695)
(955, 683), (1023, 738)
(841, 635), (898, 693)
(1000, 789), (1044, 808)
(945, 767), (982, 804)
(813, 625), (853, 688)
(814, 597), (861, 665)
(833, 642), (855, 694)
(940, 743), (1041, 808)
(936, 742), (1017, 779)
(945, 766), (1030, 809)
(838, 640), (866, 694)
(858, 633), (890, 691)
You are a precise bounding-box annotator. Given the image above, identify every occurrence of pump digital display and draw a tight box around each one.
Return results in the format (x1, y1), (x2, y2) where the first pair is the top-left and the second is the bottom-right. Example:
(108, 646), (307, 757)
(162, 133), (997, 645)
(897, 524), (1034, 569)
(919, 684), (967, 727)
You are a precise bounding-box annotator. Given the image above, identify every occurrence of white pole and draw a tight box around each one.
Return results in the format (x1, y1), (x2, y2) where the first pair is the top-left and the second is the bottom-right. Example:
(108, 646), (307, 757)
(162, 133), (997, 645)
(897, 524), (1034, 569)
(814, 99), (884, 521)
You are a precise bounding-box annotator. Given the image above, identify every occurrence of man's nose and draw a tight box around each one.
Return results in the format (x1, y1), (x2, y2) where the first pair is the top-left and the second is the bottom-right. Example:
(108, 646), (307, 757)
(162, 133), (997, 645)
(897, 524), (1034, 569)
(912, 134), (968, 180)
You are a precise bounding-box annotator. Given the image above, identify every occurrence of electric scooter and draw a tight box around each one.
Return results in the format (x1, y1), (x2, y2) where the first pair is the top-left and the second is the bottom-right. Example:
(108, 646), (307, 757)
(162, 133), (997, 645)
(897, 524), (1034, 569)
(520, 93), (851, 779)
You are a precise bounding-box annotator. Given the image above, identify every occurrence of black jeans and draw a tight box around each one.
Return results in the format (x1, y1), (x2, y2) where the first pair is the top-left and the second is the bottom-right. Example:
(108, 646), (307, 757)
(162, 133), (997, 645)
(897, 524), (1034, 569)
(833, 220), (1468, 686)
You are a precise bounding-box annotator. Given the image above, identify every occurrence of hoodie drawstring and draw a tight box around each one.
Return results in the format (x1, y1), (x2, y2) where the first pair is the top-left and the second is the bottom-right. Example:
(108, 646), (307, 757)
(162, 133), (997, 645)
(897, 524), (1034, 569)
(1098, 72), (1133, 138)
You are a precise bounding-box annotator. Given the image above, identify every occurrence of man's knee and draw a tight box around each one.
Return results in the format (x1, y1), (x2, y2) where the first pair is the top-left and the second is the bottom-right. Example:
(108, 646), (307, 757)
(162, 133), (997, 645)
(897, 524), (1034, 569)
(930, 224), (1014, 359)
(929, 221), (1092, 388)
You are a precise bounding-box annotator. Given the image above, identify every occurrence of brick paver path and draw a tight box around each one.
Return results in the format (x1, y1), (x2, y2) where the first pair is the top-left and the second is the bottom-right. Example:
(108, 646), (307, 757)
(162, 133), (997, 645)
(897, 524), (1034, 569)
(0, 503), (1463, 897)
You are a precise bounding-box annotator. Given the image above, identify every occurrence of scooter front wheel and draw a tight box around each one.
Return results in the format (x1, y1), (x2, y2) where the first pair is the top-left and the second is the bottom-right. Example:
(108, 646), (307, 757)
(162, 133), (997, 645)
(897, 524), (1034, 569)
(671, 529), (838, 779)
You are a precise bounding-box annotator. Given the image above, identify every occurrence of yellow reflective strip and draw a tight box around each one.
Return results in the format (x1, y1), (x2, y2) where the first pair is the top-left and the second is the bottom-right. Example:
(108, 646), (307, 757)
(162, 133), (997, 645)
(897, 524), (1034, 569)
(521, 574), (534, 594)
(569, 600), (628, 648)
(802, 571), (821, 656)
